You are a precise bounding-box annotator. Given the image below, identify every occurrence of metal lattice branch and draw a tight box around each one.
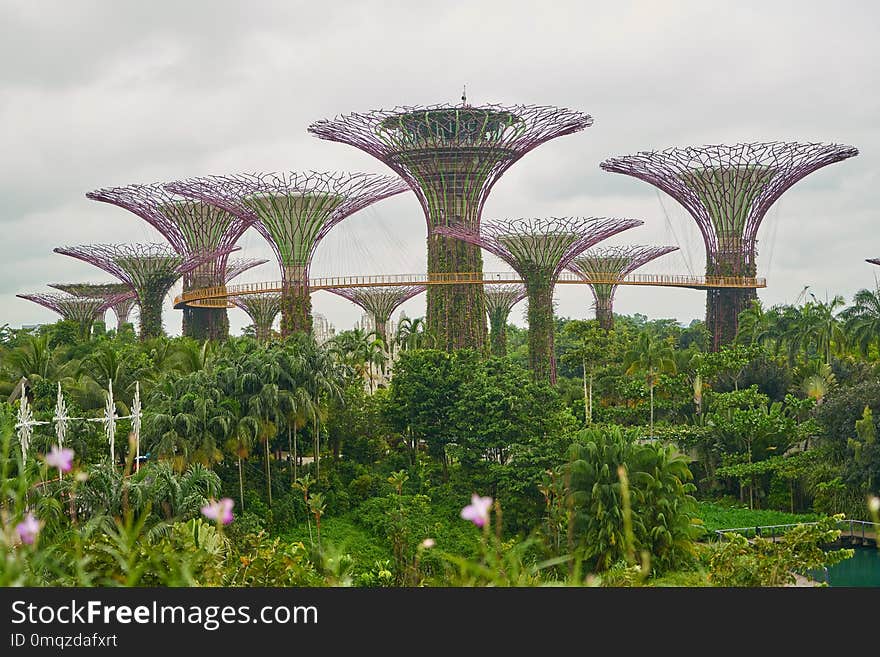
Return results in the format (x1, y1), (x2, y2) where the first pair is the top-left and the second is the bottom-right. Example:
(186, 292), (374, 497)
(600, 142), (858, 269)
(327, 285), (426, 338)
(47, 282), (137, 326)
(867, 258), (880, 267)
(110, 295), (138, 325)
(308, 103), (592, 230)
(232, 293), (282, 341)
(86, 182), (256, 284)
(16, 292), (112, 334)
(166, 171), (409, 282)
(434, 217), (643, 281)
(569, 245), (678, 328)
(225, 257), (269, 283)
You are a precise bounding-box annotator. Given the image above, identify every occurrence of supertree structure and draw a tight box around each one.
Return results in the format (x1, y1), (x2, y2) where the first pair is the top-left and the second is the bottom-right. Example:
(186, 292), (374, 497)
(167, 172), (409, 336)
(866, 258), (880, 267)
(327, 285), (426, 343)
(569, 245), (678, 330)
(600, 142), (858, 349)
(53, 243), (237, 340)
(483, 284), (526, 357)
(309, 102), (593, 352)
(48, 282), (136, 326)
(16, 292), (113, 340)
(86, 183), (260, 341)
(435, 217), (642, 383)
(232, 293), (282, 342)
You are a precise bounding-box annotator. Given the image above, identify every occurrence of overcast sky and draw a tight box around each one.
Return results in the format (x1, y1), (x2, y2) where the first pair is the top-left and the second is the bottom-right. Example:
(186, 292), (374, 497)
(2, 0), (877, 336)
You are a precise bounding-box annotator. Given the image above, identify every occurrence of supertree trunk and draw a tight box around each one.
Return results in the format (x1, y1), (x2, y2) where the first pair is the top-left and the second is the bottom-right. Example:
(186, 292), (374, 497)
(706, 255), (757, 350)
(138, 289), (165, 340)
(427, 234), (487, 351)
(281, 267), (312, 336)
(488, 308), (509, 357)
(595, 296), (614, 331)
(525, 280), (555, 384)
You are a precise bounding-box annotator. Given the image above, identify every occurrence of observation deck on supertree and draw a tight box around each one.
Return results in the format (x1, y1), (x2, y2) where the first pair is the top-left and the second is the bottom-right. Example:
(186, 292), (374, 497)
(327, 285), (426, 343)
(569, 245), (678, 330)
(435, 216), (642, 384)
(16, 292), (117, 340)
(166, 172), (409, 337)
(308, 101), (593, 352)
(232, 292), (282, 342)
(53, 243), (237, 340)
(600, 141), (858, 349)
(86, 183), (260, 341)
(483, 284), (526, 358)
(48, 282), (137, 327)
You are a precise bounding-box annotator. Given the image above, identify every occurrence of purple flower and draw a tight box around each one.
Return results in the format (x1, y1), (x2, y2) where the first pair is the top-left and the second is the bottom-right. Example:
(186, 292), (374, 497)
(201, 498), (234, 525)
(45, 446), (74, 473)
(460, 494), (493, 528)
(16, 513), (41, 545)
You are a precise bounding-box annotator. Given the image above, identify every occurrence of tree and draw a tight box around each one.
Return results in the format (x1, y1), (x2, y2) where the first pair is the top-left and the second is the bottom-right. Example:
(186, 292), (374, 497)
(624, 332), (676, 435)
(842, 286), (880, 357)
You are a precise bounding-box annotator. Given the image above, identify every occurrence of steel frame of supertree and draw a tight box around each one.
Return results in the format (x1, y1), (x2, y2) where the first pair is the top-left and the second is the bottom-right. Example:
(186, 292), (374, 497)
(47, 282), (136, 327)
(866, 258), (880, 267)
(86, 183), (260, 341)
(435, 216), (642, 383)
(569, 245), (678, 330)
(231, 292), (282, 342)
(167, 172), (409, 337)
(600, 141), (858, 349)
(53, 243), (238, 341)
(483, 284), (526, 358)
(308, 103), (593, 352)
(16, 292), (116, 340)
(327, 285), (426, 344)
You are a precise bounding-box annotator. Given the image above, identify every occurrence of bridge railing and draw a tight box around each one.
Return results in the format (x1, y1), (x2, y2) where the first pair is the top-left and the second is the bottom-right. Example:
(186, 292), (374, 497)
(713, 519), (876, 543)
(173, 271), (767, 307)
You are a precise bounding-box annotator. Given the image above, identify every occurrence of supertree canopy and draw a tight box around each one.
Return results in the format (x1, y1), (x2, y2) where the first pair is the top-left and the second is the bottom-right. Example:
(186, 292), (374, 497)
(232, 293), (282, 342)
(309, 102), (593, 352)
(86, 183), (259, 341)
(483, 284), (526, 357)
(435, 216), (642, 383)
(327, 285), (426, 343)
(569, 245), (678, 330)
(47, 282), (136, 326)
(53, 243), (237, 340)
(167, 171), (409, 337)
(600, 141), (858, 349)
(16, 292), (115, 339)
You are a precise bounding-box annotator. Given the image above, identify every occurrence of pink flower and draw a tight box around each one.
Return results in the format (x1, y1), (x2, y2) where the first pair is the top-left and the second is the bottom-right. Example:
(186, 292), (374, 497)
(45, 446), (74, 473)
(460, 494), (493, 528)
(201, 498), (234, 525)
(16, 513), (41, 545)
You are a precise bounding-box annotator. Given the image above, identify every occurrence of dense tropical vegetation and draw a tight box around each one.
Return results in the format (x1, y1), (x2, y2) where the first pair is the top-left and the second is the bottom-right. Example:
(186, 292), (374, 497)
(5, 284), (880, 586)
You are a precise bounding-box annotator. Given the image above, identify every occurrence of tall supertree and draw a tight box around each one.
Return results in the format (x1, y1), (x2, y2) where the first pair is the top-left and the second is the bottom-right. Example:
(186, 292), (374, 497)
(327, 285), (426, 343)
(53, 243), (236, 340)
(232, 293), (282, 341)
(86, 183), (260, 341)
(435, 217), (642, 383)
(600, 142), (858, 349)
(167, 172), (408, 336)
(16, 292), (115, 340)
(48, 282), (136, 327)
(569, 245), (678, 330)
(483, 284), (526, 357)
(309, 102), (593, 352)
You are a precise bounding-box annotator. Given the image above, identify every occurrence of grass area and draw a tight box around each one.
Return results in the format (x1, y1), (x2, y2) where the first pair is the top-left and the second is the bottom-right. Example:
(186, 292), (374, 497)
(283, 514), (392, 566)
(696, 501), (822, 534)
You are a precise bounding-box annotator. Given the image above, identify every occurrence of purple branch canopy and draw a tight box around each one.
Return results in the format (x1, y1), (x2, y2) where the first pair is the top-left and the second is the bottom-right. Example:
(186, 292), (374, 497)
(433, 216), (644, 281)
(166, 171), (410, 284)
(327, 285), (426, 338)
(308, 103), (593, 230)
(599, 142), (858, 269)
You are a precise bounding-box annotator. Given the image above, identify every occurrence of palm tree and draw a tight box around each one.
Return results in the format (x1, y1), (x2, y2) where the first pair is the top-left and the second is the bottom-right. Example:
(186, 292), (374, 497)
(3, 333), (70, 382)
(842, 286), (880, 357)
(301, 342), (344, 478)
(624, 332), (676, 435)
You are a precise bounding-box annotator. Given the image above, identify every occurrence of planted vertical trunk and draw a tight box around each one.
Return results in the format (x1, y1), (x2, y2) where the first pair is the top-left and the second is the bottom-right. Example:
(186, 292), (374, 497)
(525, 279), (555, 384)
